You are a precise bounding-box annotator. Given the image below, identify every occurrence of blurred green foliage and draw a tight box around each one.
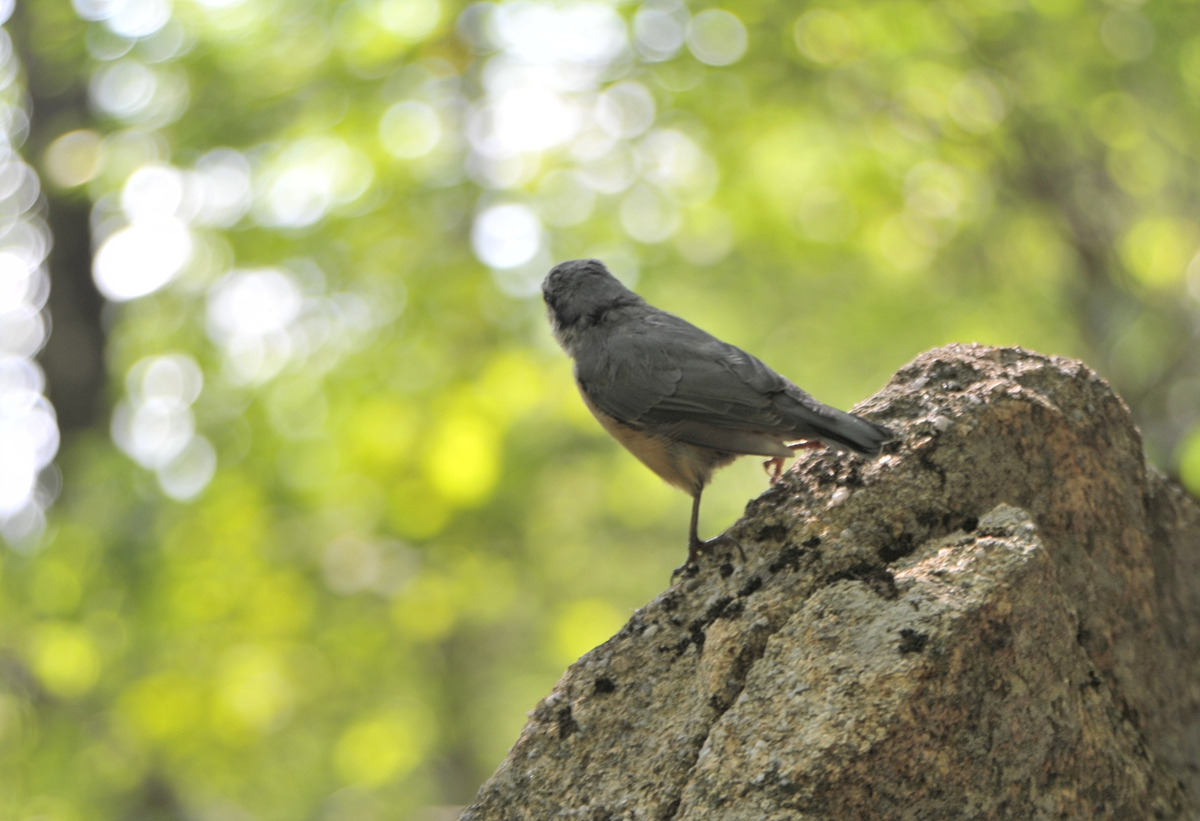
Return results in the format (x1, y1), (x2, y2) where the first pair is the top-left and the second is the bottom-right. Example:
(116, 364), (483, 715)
(5, 0), (1200, 817)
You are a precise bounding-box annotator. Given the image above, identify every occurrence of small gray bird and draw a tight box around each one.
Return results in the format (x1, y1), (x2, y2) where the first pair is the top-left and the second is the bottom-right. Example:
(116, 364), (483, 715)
(543, 259), (896, 565)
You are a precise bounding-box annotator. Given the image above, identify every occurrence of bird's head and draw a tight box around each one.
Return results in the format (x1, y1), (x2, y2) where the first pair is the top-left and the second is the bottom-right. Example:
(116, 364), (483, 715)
(542, 259), (642, 348)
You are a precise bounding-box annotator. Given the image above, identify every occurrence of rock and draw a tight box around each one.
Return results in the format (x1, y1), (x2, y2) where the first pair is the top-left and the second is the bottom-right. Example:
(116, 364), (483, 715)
(460, 344), (1200, 821)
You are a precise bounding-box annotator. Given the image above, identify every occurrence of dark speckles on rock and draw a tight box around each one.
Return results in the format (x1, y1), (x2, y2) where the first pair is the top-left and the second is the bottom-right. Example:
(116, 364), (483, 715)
(720, 599), (744, 619)
(769, 546), (799, 573)
(702, 596), (734, 622)
(915, 508), (946, 529)
(661, 636), (692, 657)
(737, 576), (763, 597)
(756, 523), (789, 542)
(593, 677), (616, 695)
(826, 563), (899, 600)
(982, 619), (1012, 652)
(898, 628), (929, 654)
(879, 533), (917, 564)
(557, 704), (578, 739)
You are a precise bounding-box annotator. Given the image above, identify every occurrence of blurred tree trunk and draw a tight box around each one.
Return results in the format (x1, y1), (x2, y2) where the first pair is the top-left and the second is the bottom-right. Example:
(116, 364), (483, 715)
(12, 0), (107, 435)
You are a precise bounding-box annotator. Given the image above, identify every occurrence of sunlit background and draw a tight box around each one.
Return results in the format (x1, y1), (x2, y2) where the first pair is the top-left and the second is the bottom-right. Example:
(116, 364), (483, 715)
(5, 0), (1200, 816)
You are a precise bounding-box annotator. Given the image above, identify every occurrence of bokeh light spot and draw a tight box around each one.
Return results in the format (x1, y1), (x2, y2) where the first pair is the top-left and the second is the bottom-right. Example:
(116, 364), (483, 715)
(207, 268), (302, 341)
(379, 101), (442, 159)
(947, 73), (1006, 134)
(213, 645), (293, 735)
(0, 384), (58, 517)
(0, 253), (33, 312)
(794, 10), (857, 64)
(121, 163), (185, 221)
(93, 217), (193, 301)
(128, 353), (203, 406)
(423, 410), (500, 506)
(112, 397), (194, 469)
(32, 624), (100, 698)
(90, 59), (157, 119)
(633, 1), (687, 62)
(192, 149), (252, 228)
(638, 129), (717, 204)
(534, 170), (595, 227)
(596, 81), (656, 139)
(686, 9), (747, 67)
(619, 184), (679, 244)
(473, 88), (582, 157)
(253, 138), (375, 229)
(1178, 425), (1200, 496)
(378, 0), (440, 39)
(552, 598), (626, 664)
(1101, 9), (1154, 63)
(1121, 217), (1194, 288)
(43, 130), (103, 188)
(0, 305), (47, 357)
(334, 706), (434, 786)
(321, 535), (382, 595)
(471, 203), (542, 269)
(477, 353), (544, 421)
(158, 435), (217, 500)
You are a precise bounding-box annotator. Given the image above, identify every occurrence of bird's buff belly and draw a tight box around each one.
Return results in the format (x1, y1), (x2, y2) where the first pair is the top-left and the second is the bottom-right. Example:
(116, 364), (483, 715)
(578, 388), (734, 496)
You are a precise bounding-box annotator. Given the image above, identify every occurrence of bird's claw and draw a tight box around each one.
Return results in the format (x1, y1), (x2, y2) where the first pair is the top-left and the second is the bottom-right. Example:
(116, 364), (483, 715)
(685, 531), (745, 567)
(763, 441), (828, 484)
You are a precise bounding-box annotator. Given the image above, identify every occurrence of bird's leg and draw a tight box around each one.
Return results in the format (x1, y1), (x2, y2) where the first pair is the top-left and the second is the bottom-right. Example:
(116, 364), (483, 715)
(686, 491), (746, 566)
(686, 493), (704, 564)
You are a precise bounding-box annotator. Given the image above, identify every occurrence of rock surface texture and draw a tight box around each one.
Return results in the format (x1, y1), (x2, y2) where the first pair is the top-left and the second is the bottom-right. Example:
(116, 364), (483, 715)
(461, 344), (1200, 821)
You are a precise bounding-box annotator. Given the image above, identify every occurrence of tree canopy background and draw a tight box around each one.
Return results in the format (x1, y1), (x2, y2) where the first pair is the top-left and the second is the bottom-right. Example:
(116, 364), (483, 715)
(2, 0), (1199, 816)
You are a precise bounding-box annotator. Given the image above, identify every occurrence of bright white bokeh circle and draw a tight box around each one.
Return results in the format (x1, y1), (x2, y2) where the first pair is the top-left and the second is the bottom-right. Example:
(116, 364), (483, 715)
(471, 203), (543, 269)
(93, 217), (193, 301)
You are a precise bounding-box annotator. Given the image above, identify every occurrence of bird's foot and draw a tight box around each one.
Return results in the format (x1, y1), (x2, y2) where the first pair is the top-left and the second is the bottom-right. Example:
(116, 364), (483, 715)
(684, 531), (745, 568)
(763, 442), (827, 484)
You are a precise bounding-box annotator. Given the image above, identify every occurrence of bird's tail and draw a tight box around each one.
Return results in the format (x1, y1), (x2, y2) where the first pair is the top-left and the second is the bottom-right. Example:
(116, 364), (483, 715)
(808, 408), (896, 457)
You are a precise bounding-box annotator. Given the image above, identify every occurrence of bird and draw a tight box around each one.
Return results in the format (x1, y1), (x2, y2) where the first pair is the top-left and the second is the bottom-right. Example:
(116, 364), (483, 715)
(542, 258), (896, 566)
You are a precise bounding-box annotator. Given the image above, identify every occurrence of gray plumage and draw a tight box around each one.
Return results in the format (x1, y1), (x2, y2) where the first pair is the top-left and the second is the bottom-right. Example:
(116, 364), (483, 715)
(543, 258), (896, 564)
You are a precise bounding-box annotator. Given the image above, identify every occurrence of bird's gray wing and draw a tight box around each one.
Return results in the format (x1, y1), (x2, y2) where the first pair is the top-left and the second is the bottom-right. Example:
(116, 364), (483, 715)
(577, 310), (850, 456)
